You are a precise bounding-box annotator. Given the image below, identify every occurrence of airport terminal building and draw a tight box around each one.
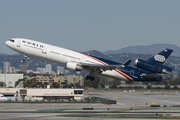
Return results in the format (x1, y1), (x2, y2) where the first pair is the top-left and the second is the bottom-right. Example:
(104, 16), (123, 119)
(0, 88), (83, 101)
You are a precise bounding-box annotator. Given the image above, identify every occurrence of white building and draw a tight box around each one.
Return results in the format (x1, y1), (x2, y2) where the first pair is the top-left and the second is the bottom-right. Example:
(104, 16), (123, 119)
(65, 69), (70, 74)
(27, 70), (34, 74)
(3, 62), (10, 73)
(57, 66), (65, 74)
(0, 74), (23, 87)
(0, 88), (83, 101)
(37, 68), (46, 74)
(46, 64), (52, 73)
(10, 66), (16, 73)
(56, 66), (60, 74)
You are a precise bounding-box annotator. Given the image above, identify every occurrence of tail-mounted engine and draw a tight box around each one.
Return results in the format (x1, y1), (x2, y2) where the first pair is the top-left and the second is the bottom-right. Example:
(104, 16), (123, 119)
(65, 61), (82, 71)
(134, 59), (172, 74)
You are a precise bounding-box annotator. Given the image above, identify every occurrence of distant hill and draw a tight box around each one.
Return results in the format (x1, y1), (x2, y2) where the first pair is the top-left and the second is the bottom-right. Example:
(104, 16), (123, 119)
(82, 50), (110, 60)
(0, 52), (7, 55)
(103, 44), (180, 57)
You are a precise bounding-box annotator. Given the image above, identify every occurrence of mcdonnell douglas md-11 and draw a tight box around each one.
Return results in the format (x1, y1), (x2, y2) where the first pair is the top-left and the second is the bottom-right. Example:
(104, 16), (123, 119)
(5, 38), (173, 82)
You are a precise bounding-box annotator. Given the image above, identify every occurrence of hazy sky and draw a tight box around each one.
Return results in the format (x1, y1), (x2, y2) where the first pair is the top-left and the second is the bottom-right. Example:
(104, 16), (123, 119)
(1, 0), (180, 54)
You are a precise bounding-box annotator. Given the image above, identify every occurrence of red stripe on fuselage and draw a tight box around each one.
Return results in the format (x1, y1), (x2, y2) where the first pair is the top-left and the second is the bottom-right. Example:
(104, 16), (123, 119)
(114, 69), (133, 81)
(80, 53), (133, 81)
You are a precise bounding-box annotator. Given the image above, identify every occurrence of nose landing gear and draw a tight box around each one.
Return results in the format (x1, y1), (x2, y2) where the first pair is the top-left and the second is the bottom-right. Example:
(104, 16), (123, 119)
(22, 59), (26, 63)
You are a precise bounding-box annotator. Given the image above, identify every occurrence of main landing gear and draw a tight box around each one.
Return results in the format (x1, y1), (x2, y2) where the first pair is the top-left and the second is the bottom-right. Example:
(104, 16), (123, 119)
(21, 55), (29, 63)
(86, 75), (95, 81)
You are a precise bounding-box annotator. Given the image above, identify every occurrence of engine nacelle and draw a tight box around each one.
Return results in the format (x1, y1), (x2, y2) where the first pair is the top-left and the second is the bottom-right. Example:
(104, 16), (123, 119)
(66, 61), (82, 71)
(134, 59), (171, 74)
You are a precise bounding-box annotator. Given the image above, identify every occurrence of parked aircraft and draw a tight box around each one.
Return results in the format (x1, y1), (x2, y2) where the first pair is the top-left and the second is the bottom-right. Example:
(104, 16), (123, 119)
(5, 38), (173, 82)
(0, 94), (9, 101)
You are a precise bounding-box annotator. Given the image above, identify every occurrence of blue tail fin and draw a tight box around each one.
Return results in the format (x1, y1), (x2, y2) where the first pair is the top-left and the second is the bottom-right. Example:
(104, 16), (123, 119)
(146, 48), (173, 65)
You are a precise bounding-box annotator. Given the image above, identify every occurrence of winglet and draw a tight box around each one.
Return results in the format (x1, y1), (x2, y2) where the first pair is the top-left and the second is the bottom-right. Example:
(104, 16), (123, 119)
(123, 60), (131, 66)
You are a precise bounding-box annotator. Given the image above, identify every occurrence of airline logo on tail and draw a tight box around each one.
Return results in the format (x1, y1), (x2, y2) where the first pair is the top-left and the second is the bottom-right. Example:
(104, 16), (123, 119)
(154, 54), (166, 62)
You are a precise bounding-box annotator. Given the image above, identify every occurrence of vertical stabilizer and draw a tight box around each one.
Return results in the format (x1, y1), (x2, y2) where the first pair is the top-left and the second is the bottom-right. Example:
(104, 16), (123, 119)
(146, 49), (173, 65)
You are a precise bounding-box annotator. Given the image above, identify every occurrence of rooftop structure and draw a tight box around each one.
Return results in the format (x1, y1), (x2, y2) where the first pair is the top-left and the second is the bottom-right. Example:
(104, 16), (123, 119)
(0, 88), (83, 101)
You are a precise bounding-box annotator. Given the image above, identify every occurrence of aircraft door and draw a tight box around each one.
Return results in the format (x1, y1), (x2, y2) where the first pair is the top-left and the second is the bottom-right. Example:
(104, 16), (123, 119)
(42, 47), (47, 54)
(41, 47), (48, 60)
(17, 40), (21, 47)
(81, 57), (86, 63)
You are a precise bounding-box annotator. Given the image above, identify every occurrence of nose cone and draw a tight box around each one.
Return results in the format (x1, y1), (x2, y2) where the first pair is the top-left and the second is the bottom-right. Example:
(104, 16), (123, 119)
(5, 41), (9, 46)
(5, 40), (12, 48)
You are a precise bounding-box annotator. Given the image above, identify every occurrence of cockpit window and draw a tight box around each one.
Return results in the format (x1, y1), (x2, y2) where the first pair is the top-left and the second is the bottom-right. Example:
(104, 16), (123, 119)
(9, 39), (15, 42)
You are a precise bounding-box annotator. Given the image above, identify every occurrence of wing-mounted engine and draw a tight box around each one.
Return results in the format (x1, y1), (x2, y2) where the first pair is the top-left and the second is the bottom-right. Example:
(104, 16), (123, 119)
(66, 61), (82, 71)
(134, 59), (172, 74)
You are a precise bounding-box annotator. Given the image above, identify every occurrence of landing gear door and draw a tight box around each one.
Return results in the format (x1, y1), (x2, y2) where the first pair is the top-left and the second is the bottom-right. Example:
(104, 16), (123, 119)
(17, 40), (21, 47)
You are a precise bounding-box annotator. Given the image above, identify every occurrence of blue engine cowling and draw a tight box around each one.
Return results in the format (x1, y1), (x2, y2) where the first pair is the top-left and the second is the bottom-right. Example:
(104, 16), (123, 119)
(134, 59), (172, 74)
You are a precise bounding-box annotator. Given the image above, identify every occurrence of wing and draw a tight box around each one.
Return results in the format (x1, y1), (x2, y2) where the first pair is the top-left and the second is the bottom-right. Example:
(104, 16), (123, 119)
(81, 63), (124, 71)
(81, 60), (131, 72)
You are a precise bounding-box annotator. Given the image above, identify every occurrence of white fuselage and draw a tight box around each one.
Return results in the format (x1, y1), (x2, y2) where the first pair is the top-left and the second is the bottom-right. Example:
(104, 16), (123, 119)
(0, 94), (9, 101)
(5, 38), (133, 81)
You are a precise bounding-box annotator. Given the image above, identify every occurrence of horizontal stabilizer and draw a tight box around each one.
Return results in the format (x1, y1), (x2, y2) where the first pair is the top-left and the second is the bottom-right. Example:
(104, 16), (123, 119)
(161, 65), (172, 72)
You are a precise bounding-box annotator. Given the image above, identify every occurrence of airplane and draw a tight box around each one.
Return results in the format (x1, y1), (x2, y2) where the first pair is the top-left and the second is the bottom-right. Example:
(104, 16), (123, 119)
(0, 94), (9, 101)
(5, 38), (173, 82)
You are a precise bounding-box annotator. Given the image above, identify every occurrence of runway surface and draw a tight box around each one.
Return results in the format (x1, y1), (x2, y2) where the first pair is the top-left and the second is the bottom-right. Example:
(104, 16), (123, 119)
(0, 92), (180, 120)
(85, 92), (180, 105)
